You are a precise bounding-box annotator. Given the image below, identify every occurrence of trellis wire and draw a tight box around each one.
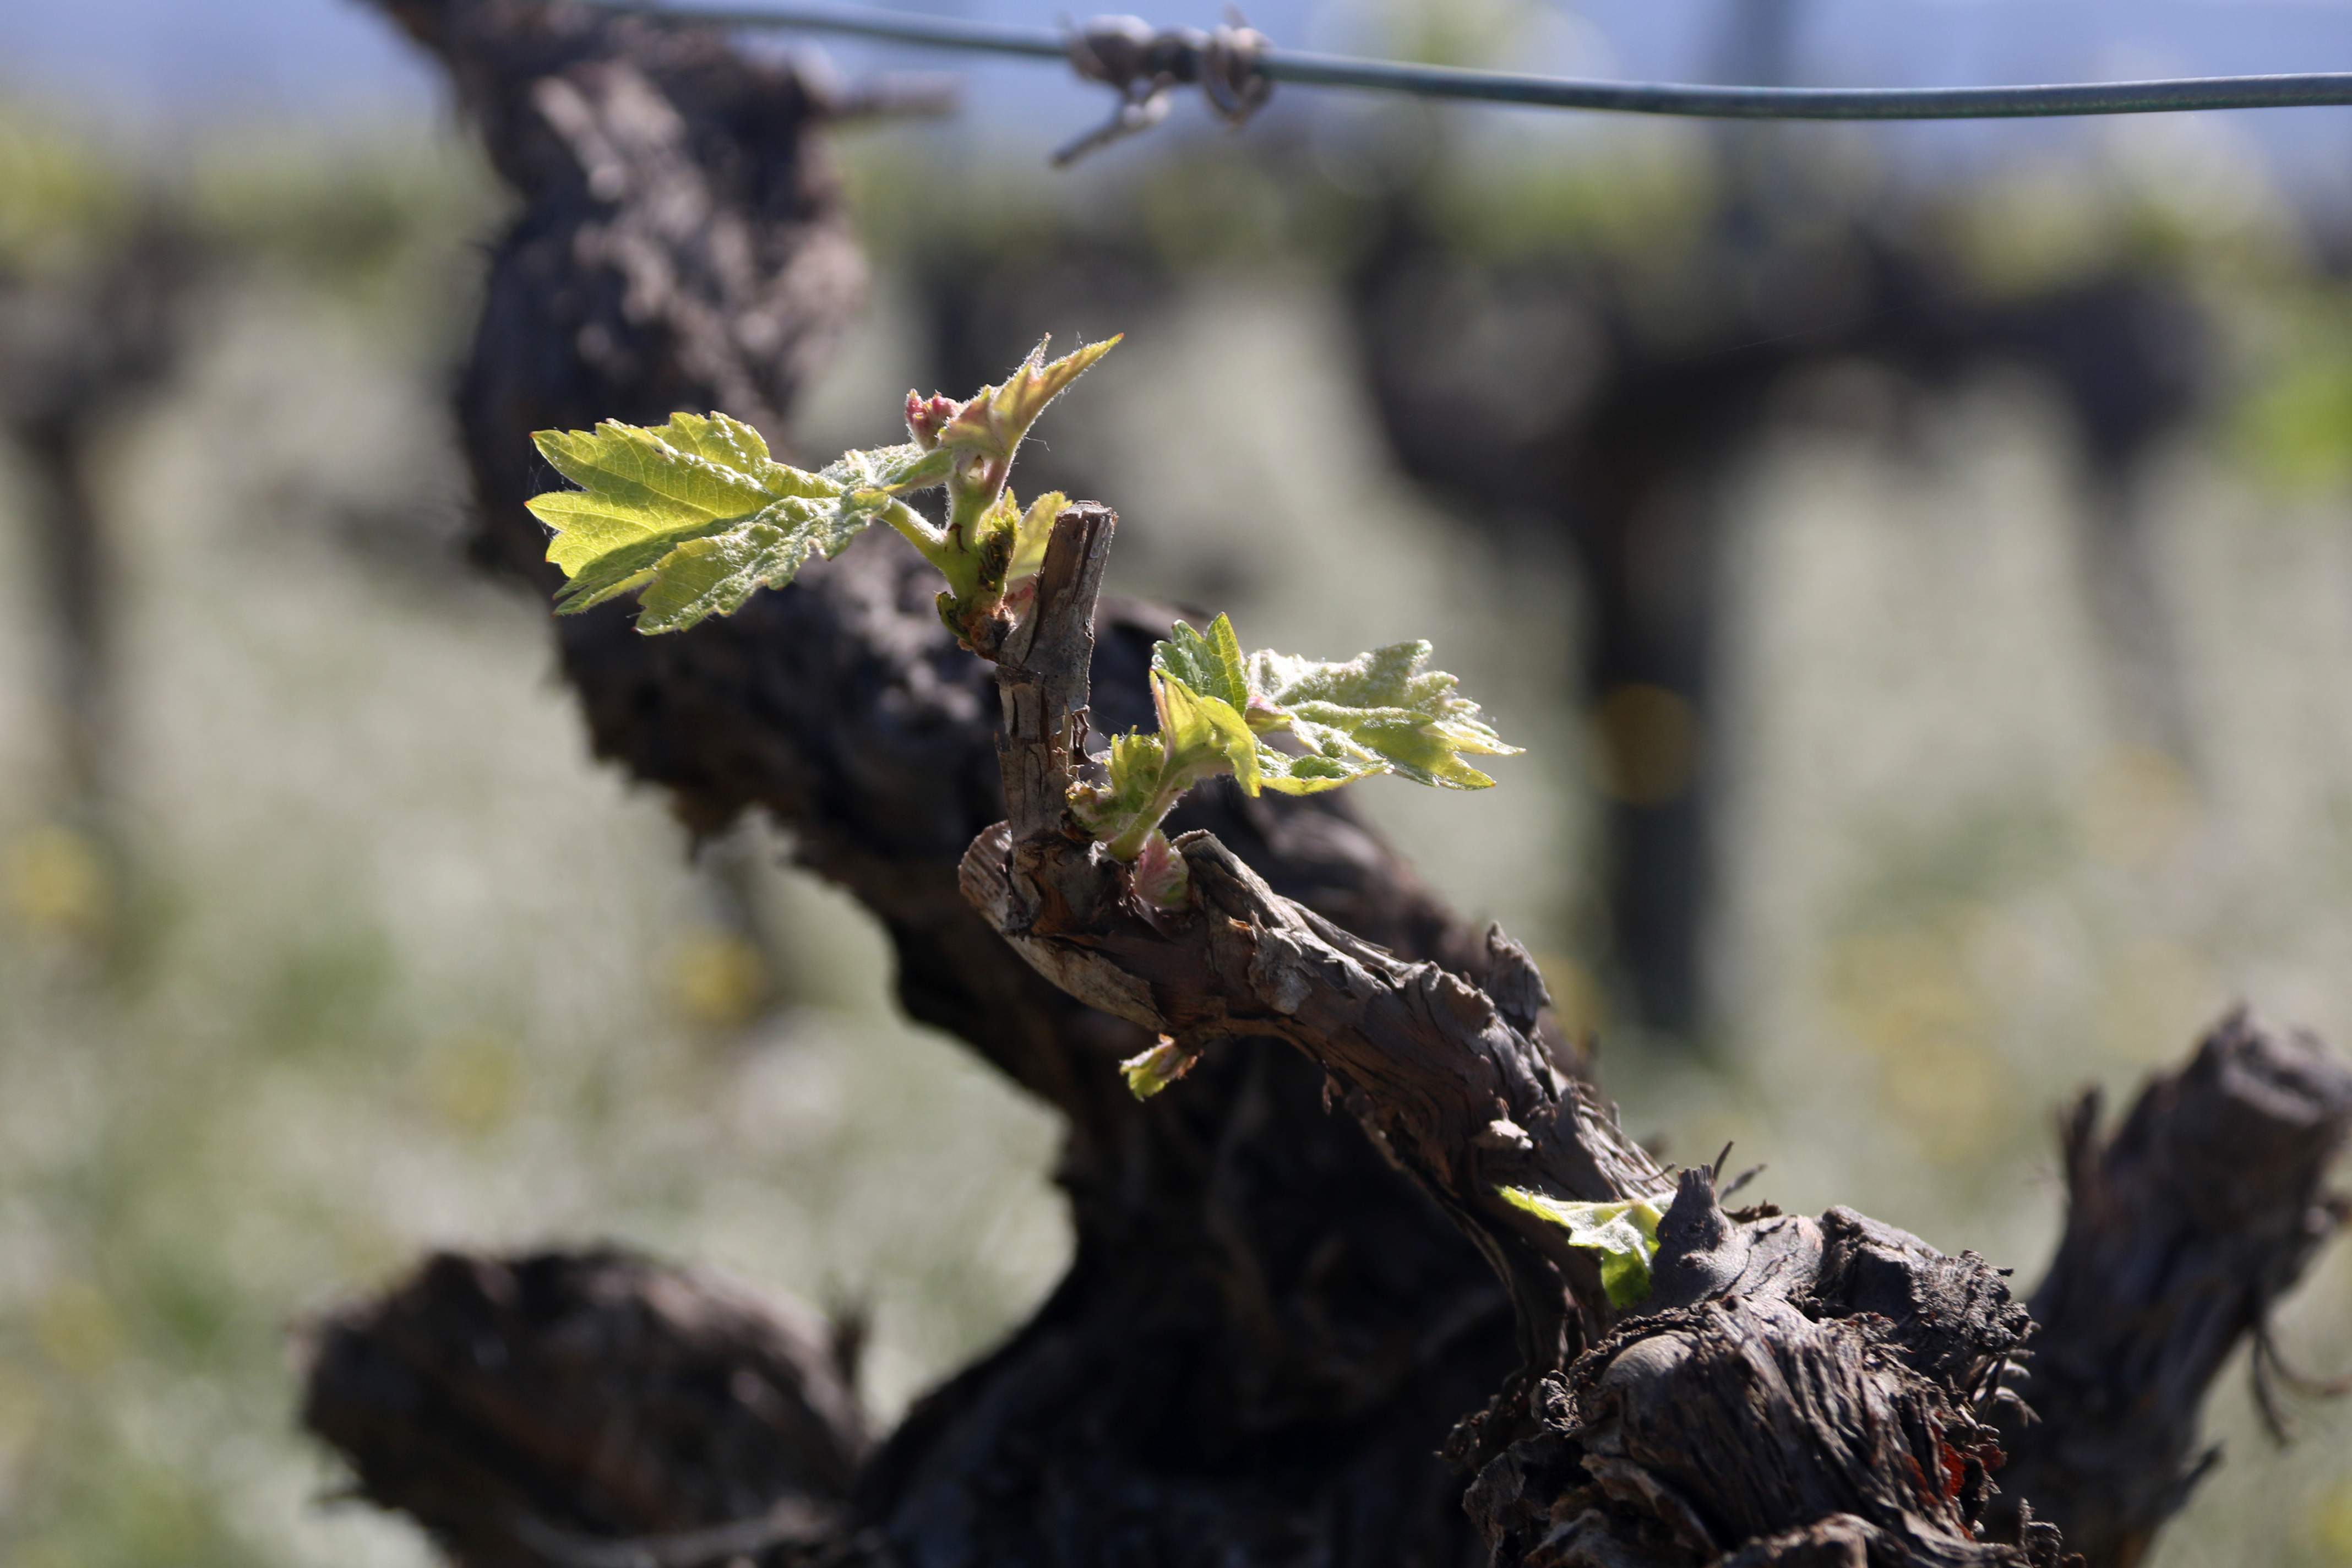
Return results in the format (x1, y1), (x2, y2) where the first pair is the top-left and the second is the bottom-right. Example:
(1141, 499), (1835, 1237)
(588, 0), (2352, 121)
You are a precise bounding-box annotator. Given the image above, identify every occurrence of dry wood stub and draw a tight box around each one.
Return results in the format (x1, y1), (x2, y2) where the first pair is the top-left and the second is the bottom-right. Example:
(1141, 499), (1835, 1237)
(1992, 1010), (2352, 1567)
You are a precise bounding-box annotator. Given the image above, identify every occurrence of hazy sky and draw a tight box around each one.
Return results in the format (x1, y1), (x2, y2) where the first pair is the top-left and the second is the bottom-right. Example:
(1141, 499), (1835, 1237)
(8, 1), (2352, 192)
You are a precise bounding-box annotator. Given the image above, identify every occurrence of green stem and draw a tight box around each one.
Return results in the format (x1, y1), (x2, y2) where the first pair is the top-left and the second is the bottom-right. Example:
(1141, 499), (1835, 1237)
(884, 499), (981, 601)
(881, 495), (945, 554)
(1103, 813), (1161, 863)
(1102, 772), (1199, 862)
(945, 455), (1009, 549)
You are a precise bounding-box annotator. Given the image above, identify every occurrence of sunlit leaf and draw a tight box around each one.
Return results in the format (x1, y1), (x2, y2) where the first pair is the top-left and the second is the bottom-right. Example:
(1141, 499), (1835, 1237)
(1152, 614), (1250, 715)
(630, 520), (807, 633)
(1251, 640), (1521, 791)
(1497, 1187), (1664, 1309)
(1119, 1036), (1197, 1099)
(1152, 669), (1261, 796)
(934, 335), (1120, 461)
(529, 413), (781, 574)
(1006, 491), (1070, 581)
(1075, 618), (1521, 859)
(527, 414), (932, 633)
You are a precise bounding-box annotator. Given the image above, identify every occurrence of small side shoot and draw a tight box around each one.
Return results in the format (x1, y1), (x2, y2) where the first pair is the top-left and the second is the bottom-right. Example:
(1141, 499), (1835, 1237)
(525, 334), (1521, 1010)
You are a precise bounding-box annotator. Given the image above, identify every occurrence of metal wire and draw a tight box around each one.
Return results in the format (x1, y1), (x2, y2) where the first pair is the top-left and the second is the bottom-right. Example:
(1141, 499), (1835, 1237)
(1262, 57), (2352, 120)
(587, 0), (2352, 121)
(598, 0), (1069, 59)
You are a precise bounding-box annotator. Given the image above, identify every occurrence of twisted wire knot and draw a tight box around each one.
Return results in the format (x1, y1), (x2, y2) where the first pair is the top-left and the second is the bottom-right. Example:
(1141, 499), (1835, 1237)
(1056, 12), (1272, 165)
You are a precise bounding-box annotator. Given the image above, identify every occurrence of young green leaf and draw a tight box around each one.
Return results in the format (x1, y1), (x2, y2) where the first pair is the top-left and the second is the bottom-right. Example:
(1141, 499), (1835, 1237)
(1152, 616), (1520, 796)
(528, 412), (940, 633)
(1496, 1187), (1664, 1309)
(1250, 640), (1521, 792)
(1072, 731), (1173, 847)
(1152, 613), (1251, 715)
(1153, 669), (1262, 796)
(1005, 490), (1070, 582)
(530, 412), (783, 573)
(1071, 671), (1262, 862)
(533, 342), (1120, 642)
(1119, 1036), (1199, 1099)
(1074, 614), (1521, 863)
(933, 336), (1120, 461)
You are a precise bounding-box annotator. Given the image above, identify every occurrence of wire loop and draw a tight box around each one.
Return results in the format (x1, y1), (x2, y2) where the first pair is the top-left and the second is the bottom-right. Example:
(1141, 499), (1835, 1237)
(1202, 21), (1275, 126)
(1056, 13), (1273, 165)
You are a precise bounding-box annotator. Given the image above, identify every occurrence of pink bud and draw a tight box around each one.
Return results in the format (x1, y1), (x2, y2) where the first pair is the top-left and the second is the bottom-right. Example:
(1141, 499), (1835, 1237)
(905, 391), (958, 450)
(1134, 830), (1191, 910)
(1119, 1035), (1200, 1100)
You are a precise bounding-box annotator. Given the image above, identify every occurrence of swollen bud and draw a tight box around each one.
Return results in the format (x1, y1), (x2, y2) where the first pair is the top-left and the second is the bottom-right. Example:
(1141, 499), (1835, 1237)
(1133, 829), (1191, 909)
(905, 390), (959, 451)
(1119, 1035), (1200, 1100)
(973, 525), (1016, 596)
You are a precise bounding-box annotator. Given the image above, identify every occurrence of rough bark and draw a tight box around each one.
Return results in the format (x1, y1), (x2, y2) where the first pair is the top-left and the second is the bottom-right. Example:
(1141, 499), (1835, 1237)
(1990, 1010), (2352, 1567)
(301, 1249), (869, 1568)
(1467, 1194), (2056, 1568)
(346, 5), (1553, 1564)
(959, 508), (2059, 1568)
(370, 0), (869, 590)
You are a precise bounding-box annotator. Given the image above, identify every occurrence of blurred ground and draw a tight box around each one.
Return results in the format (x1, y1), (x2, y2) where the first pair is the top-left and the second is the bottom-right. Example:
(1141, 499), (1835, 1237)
(5, 85), (2352, 1568)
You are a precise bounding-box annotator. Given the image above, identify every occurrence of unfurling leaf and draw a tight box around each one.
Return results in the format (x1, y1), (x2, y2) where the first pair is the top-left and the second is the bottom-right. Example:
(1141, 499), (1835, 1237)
(1120, 1036), (1199, 1100)
(1152, 614), (1250, 715)
(1070, 675), (1256, 862)
(1077, 613), (1521, 862)
(1153, 669), (1261, 795)
(822, 441), (955, 500)
(1006, 490), (1070, 582)
(1496, 1187), (1664, 1309)
(1132, 829), (1191, 908)
(1075, 732), (1168, 841)
(933, 336), (1120, 461)
(528, 412), (940, 634)
(1250, 641), (1522, 791)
